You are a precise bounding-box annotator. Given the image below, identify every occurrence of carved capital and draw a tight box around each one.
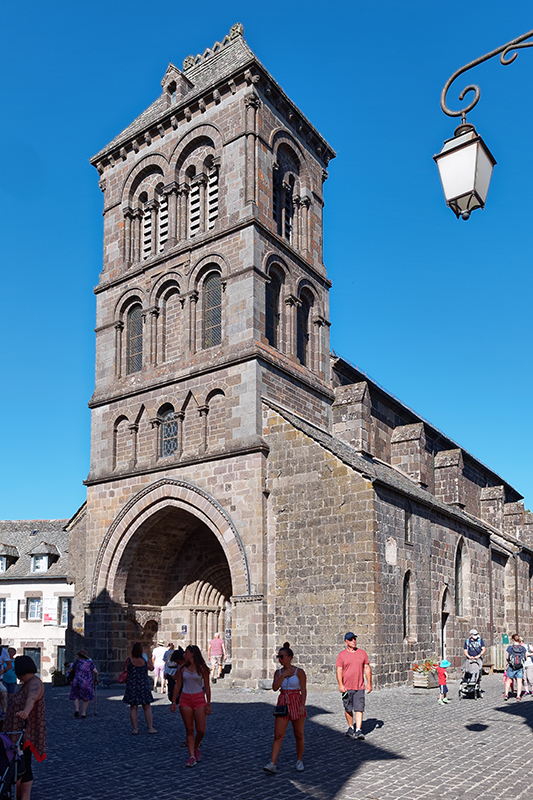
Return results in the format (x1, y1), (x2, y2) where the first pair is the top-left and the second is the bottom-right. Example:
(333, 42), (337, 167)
(163, 181), (179, 197)
(244, 92), (261, 110)
(281, 181), (292, 194)
(114, 321), (124, 332)
(145, 199), (159, 211)
(189, 291), (199, 305)
(300, 196), (311, 209)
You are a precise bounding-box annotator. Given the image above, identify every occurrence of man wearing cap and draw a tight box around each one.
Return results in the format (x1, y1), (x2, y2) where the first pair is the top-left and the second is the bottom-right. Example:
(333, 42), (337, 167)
(336, 633), (372, 740)
(463, 629), (485, 691)
(463, 629), (485, 667)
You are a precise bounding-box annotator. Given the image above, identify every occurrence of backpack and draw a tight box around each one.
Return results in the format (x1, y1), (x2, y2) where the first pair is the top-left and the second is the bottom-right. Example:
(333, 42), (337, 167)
(508, 645), (526, 670)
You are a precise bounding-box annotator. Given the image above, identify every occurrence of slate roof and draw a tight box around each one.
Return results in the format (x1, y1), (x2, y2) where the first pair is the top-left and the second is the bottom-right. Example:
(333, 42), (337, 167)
(91, 30), (334, 164)
(0, 520), (69, 580)
(262, 398), (526, 549)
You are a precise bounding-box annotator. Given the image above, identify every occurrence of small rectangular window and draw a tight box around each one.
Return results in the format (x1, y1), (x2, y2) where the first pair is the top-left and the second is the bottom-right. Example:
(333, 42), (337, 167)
(0, 557), (6, 573)
(27, 598), (42, 620)
(31, 555), (48, 574)
(0, 599), (5, 626)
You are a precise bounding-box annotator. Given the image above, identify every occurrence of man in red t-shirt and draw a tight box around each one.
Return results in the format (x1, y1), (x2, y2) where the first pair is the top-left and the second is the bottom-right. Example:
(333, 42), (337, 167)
(336, 632), (372, 740)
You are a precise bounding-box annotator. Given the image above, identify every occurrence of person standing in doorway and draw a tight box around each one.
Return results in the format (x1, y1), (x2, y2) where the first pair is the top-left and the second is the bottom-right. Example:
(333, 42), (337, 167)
(336, 632), (372, 740)
(207, 633), (226, 683)
(152, 640), (167, 694)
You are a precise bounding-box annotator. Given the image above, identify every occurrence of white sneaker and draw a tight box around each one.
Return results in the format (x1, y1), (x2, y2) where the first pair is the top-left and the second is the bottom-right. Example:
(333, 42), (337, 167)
(263, 762), (277, 774)
(296, 760), (304, 772)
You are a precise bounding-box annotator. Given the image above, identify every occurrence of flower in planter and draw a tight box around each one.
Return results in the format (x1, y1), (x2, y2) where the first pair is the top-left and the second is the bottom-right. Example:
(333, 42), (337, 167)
(411, 659), (439, 674)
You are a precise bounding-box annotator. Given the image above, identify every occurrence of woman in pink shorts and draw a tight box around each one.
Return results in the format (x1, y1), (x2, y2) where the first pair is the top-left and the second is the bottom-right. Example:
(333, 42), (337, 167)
(263, 641), (307, 774)
(170, 645), (211, 767)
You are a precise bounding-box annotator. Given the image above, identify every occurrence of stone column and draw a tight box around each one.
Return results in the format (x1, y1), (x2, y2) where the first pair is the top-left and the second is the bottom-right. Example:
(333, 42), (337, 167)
(177, 411), (184, 458)
(199, 405), (208, 454)
(178, 184), (189, 241)
(292, 195), (301, 250)
(244, 92), (260, 205)
(164, 182), (178, 246)
(132, 209), (142, 263)
(149, 308), (159, 366)
(128, 422), (138, 469)
(300, 196), (310, 255)
(150, 417), (161, 464)
(123, 207), (133, 265)
(188, 291), (198, 354)
(114, 322), (124, 378)
(146, 200), (159, 257)
(284, 295), (298, 360)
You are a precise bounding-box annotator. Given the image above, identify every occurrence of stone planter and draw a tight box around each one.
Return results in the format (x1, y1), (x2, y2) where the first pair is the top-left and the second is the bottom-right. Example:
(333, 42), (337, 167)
(412, 670), (439, 689)
(52, 673), (67, 686)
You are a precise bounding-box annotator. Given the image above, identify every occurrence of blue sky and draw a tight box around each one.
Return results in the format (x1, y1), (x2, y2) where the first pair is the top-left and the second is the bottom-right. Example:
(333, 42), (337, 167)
(1, 2), (532, 519)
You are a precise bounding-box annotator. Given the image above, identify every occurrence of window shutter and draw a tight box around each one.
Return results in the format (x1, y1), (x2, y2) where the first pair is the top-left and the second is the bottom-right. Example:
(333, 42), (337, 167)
(43, 597), (58, 625)
(6, 599), (19, 626)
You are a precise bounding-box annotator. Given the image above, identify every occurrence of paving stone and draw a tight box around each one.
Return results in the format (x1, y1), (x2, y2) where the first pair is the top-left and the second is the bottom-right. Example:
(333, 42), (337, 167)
(29, 674), (533, 800)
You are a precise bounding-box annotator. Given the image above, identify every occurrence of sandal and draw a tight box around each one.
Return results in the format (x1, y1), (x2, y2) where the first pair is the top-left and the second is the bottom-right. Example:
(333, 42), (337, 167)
(148, 728), (157, 734)
(132, 729), (139, 735)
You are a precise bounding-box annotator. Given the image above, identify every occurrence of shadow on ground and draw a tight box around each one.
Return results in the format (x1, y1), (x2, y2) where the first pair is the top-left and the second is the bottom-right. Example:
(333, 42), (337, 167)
(38, 687), (402, 800)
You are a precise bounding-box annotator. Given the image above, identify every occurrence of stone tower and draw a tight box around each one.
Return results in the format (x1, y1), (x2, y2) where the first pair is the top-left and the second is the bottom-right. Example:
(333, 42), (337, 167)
(81, 24), (335, 682)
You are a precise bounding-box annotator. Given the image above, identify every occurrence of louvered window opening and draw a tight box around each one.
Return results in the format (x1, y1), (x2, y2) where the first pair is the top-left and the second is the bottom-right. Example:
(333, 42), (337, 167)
(203, 273), (222, 348)
(266, 276), (280, 348)
(284, 189), (293, 243)
(158, 195), (169, 251)
(296, 300), (309, 366)
(142, 207), (152, 260)
(189, 184), (201, 237)
(127, 306), (143, 374)
(208, 171), (219, 230)
(161, 410), (178, 457)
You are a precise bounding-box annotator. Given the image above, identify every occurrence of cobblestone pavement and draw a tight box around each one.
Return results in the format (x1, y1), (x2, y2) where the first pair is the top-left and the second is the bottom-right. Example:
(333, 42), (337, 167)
(28, 674), (533, 800)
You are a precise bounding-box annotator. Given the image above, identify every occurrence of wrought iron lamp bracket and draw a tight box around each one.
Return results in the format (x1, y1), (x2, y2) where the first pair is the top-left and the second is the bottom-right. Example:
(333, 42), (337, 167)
(441, 29), (533, 122)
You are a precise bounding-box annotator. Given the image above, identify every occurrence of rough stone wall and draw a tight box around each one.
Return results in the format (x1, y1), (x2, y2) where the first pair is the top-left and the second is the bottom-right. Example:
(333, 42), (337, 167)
(262, 406), (376, 687)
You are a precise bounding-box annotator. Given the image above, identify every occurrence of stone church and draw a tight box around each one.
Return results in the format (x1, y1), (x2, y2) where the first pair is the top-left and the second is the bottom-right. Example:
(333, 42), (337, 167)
(67, 24), (533, 687)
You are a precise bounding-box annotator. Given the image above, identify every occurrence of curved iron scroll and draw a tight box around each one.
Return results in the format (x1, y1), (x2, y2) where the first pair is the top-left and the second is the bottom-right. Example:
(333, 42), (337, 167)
(441, 29), (533, 121)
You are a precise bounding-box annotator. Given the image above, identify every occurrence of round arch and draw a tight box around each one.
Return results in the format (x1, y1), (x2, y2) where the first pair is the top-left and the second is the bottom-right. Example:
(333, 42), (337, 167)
(91, 478), (251, 602)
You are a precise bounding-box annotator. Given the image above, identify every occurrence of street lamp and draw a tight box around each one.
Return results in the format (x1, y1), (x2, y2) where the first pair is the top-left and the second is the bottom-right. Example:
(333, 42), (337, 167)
(434, 29), (533, 220)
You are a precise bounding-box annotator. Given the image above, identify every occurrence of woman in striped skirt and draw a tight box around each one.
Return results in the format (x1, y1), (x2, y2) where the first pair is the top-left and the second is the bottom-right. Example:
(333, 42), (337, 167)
(263, 642), (307, 774)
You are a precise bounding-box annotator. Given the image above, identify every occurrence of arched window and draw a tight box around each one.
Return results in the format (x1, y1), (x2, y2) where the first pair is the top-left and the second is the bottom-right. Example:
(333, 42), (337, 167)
(403, 571), (411, 639)
(127, 305), (143, 374)
(160, 406), (178, 457)
(203, 272), (222, 348)
(273, 145), (299, 242)
(266, 272), (281, 348)
(455, 540), (464, 616)
(296, 294), (311, 366)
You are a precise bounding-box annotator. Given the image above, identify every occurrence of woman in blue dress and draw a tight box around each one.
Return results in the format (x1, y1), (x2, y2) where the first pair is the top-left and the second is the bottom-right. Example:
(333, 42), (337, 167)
(69, 649), (98, 718)
(122, 642), (156, 734)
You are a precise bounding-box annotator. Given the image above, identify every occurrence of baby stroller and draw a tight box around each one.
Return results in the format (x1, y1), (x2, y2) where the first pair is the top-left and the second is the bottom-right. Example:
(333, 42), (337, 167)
(458, 659), (482, 700)
(0, 725), (26, 799)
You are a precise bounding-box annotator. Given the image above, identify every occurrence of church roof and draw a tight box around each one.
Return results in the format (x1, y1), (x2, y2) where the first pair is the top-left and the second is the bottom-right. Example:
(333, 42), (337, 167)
(91, 24), (335, 166)
(262, 398), (525, 548)
(0, 520), (69, 579)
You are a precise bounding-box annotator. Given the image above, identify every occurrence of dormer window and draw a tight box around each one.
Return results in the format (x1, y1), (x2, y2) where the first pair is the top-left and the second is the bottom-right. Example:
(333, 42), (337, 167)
(28, 542), (59, 573)
(0, 545), (19, 572)
(31, 555), (49, 573)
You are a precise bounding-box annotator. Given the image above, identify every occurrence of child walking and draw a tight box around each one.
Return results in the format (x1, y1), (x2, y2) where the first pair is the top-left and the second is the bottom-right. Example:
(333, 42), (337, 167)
(436, 659), (451, 705)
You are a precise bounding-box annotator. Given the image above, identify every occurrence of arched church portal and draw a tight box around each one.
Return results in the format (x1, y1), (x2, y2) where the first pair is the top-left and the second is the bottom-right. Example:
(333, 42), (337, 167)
(121, 507), (232, 655)
(90, 480), (251, 673)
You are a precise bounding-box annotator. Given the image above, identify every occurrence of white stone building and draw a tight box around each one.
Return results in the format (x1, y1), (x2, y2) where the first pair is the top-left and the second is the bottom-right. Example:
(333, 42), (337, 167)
(0, 519), (74, 680)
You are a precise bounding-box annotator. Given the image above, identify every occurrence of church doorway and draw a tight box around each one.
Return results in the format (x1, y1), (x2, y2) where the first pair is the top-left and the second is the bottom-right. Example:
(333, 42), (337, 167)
(117, 505), (233, 657)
